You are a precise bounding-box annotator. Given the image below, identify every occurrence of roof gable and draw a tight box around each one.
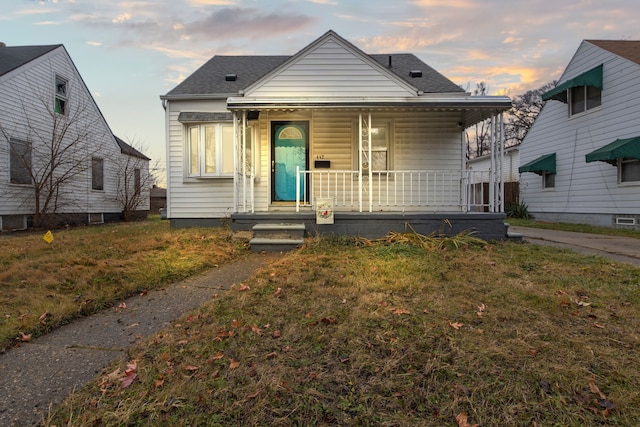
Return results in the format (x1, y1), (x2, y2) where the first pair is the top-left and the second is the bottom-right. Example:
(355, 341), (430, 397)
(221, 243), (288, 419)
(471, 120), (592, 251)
(244, 30), (419, 98)
(587, 40), (640, 65)
(0, 44), (61, 77)
(162, 30), (464, 99)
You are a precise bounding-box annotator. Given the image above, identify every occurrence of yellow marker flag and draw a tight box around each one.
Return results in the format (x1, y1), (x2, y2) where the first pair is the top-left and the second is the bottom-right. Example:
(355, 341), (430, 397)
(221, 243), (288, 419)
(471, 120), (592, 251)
(43, 230), (54, 244)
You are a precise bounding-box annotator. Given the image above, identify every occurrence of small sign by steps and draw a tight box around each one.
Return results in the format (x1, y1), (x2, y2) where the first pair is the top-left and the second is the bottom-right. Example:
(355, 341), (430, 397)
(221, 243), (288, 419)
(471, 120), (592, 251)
(249, 223), (306, 252)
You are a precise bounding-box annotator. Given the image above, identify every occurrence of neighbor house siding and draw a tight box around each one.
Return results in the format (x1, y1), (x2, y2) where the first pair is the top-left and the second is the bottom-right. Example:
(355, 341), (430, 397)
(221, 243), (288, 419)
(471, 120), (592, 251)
(0, 46), (125, 224)
(520, 41), (640, 223)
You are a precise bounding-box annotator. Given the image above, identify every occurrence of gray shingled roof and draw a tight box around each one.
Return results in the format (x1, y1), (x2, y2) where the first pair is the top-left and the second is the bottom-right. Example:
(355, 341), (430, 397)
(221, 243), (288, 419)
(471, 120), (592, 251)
(115, 135), (151, 161)
(0, 44), (62, 76)
(164, 52), (463, 98)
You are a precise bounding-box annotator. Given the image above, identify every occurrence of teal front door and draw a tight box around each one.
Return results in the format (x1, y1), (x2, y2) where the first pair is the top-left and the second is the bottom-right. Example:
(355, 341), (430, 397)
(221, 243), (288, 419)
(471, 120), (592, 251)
(271, 121), (308, 202)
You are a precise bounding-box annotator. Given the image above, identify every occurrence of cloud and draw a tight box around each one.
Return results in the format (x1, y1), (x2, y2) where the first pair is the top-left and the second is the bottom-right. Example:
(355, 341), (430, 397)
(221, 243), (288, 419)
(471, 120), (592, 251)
(112, 13), (132, 23)
(87, 41), (102, 46)
(34, 21), (59, 25)
(187, 0), (236, 5)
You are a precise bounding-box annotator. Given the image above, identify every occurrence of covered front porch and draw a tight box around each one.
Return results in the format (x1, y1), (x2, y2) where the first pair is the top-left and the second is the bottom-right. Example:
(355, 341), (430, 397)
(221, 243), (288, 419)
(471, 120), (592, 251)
(228, 97), (511, 242)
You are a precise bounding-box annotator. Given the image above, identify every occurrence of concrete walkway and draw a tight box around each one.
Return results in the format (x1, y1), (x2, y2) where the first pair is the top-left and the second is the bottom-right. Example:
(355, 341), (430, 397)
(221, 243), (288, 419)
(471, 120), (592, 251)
(509, 226), (640, 267)
(0, 252), (280, 427)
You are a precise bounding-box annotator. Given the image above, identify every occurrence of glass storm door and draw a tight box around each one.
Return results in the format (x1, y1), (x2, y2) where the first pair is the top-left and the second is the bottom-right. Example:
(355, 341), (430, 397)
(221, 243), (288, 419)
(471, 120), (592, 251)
(271, 121), (308, 202)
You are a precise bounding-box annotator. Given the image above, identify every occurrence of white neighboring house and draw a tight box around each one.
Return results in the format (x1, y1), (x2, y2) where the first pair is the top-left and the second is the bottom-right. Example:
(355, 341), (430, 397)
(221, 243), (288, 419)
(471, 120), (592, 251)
(519, 40), (640, 229)
(161, 30), (512, 240)
(467, 145), (520, 209)
(0, 43), (150, 231)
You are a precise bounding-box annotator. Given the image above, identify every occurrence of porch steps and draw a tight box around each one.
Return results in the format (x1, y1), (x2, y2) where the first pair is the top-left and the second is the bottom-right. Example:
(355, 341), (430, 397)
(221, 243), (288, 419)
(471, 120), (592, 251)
(249, 223), (306, 252)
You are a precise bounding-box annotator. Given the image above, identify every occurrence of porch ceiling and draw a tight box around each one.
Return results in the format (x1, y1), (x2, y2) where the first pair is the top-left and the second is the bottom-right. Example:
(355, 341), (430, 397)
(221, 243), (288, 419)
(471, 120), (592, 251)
(227, 96), (512, 127)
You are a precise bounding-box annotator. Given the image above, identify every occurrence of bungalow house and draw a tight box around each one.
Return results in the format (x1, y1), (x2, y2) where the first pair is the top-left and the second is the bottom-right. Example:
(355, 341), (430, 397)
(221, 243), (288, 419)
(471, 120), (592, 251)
(0, 43), (150, 231)
(519, 40), (640, 229)
(161, 30), (512, 247)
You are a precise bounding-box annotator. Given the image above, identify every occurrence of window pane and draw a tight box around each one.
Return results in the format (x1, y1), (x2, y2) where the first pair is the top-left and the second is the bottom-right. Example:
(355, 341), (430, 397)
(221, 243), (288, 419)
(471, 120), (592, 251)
(189, 127), (199, 175)
(204, 126), (216, 174)
(543, 172), (555, 189)
(92, 157), (104, 190)
(363, 126), (389, 171)
(221, 125), (234, 174)
(570, 86), (585, 115)
(10, 140), (32, 185)
(621, 159), (640, 182)
(586, 86), (601, 110)
(244, 126), (253, 173)
(134, 168), (141, 192)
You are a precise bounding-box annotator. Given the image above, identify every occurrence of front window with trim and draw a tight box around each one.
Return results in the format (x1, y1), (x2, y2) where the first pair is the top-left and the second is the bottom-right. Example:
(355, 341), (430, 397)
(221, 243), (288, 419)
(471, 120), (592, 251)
(187, 123), (234, 177)
(620, 158), (640, 183)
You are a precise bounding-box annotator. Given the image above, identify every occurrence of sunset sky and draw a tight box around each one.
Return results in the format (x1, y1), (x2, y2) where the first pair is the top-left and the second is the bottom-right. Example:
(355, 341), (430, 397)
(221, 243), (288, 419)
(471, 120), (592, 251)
(3, 0), (640, 182)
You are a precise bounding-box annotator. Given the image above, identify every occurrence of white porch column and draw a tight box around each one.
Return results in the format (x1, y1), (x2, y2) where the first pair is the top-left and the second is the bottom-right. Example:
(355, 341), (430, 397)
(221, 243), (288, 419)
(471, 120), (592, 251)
(357, 112), (373, 213)
(233, 111), (239, 212)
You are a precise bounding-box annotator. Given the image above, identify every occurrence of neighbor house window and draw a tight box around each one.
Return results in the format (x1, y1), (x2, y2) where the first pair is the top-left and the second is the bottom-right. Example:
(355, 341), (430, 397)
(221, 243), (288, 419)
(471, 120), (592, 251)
(570, 85), (601, 116)
(620, 158), (640, 183)
(134, 168), (141, 192)
(92, 157), (104, 190)
(542, 171), (555, 189)
(9, 139), (32, 185)
(361, 123), (391, 172)
(187, 123), (234, 177)
(54, 75), (68, 115)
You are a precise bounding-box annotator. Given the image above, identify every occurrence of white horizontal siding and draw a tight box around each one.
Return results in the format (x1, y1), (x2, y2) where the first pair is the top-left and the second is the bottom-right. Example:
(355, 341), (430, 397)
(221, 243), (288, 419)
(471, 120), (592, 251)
(521, 41), (640, 216)
(0, 47), (127, 217)
(248, 39), (414, 98)
(166, 99), (236, 218)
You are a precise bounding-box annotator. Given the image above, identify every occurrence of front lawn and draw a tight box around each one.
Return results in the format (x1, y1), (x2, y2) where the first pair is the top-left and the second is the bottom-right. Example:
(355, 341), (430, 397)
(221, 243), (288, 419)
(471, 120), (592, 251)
(47, 234), (640, 426)
(0, 219), (247, 351)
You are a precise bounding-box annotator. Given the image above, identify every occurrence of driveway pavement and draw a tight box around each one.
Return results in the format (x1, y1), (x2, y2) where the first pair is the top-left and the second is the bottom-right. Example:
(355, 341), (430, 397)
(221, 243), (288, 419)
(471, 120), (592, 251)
(509, 226), (640, 267)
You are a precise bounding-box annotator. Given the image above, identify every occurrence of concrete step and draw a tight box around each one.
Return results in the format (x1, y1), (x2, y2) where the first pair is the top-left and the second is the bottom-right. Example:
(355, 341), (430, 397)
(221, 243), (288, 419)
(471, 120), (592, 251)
(249, 237), (305, 253)
(250, 223), (306, 252)
(252, 223), (305, 240)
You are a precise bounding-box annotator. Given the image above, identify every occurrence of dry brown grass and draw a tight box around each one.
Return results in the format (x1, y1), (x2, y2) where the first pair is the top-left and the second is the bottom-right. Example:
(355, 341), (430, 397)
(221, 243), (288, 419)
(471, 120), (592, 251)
(0, 219), (246, 350)
(47, 234), (640, 426)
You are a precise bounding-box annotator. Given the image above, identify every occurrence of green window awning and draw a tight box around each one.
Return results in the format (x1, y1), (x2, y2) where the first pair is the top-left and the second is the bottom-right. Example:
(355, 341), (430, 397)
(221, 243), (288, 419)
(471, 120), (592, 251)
(519, 153), (556, 175)
(585, 136), (640, 165)
(542, 64), (603, 103)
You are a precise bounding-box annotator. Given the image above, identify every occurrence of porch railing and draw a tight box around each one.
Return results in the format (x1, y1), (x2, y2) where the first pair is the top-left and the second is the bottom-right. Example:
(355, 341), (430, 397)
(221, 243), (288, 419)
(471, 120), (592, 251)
(295, 169), (496, 213)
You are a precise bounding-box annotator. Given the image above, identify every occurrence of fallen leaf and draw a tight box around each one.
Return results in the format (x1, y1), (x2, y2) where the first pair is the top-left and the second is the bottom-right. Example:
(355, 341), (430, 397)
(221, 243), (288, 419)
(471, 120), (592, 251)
(229, 359), (240, 369)
(273, 329), (282, 338)
(321, 316), (337, 325)
(589, 376), (607, 399)
(245, 390), (261, 399)
(575, 300), (592, 307)
(39, 312), (50, 324)
(120, 372), (136, 388)
(273, 287), (283, 297)
(184, 364), (199, 372)
(18, 331), (32, 342)
(390, 308), (411, 315)
(475, 303), (486, 316)
(455, 411), (479, 427)
(251, 324), (262, 335)
(154, 378), (165, 388)
(118, 302), (127, 309)
(594, 323), (606, 329)
(238, 284), (250, 291)
(265, 351), (277, 358)
(449, 322), (464, 330)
